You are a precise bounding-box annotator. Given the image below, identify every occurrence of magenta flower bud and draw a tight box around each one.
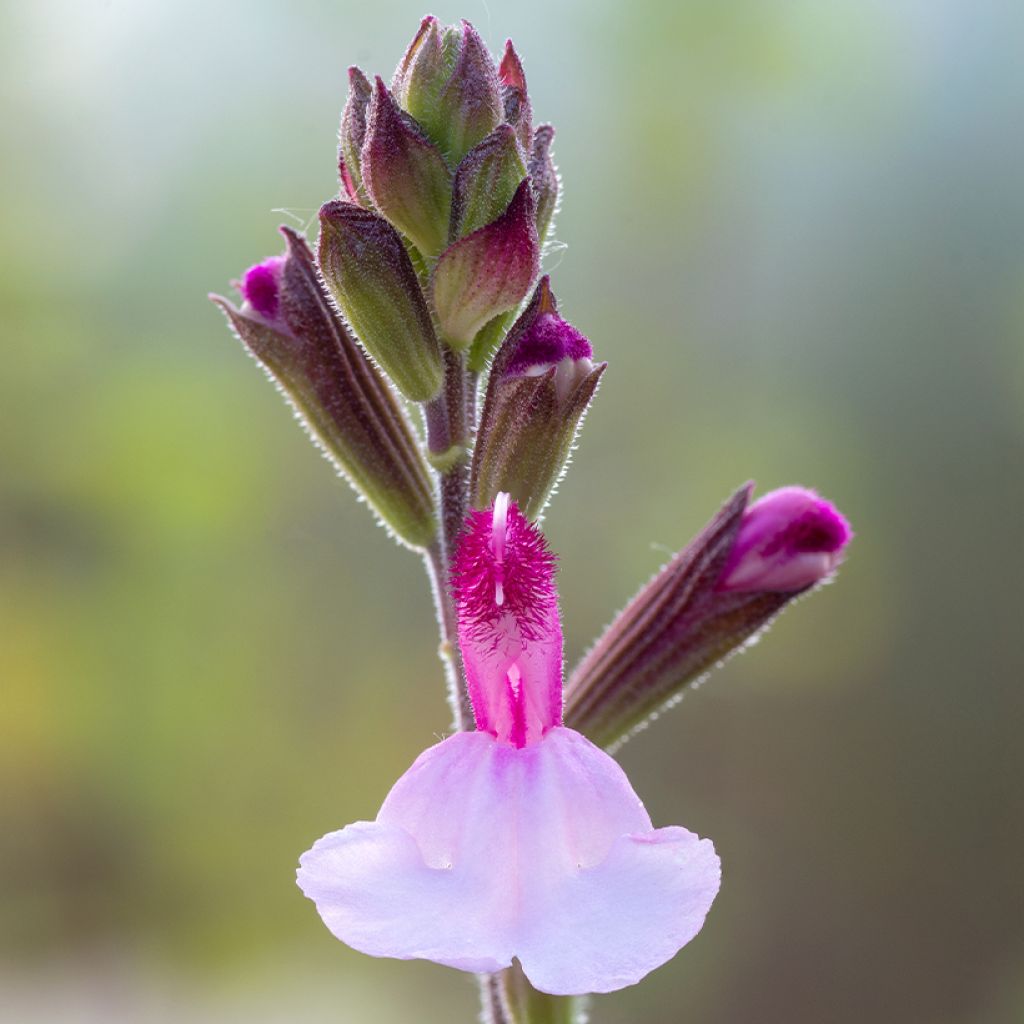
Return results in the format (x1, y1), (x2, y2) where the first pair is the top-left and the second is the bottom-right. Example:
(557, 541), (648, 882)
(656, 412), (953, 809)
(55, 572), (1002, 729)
(499, 40), (532, 153)
(529, 125), (559, 243)
(718, 486), (852, 593)
(360, 77), (452, 257)
(241, 255), (285, 320)
(318, 200), (443, 402)
(471, 277), (605, 519)
(209, 230), (435, 549)
(565, 484), (853, 748)
(338, 66), (372, 203)
(435, 20), (503, 166)
(432, 178), (540, 349)
(450, 123), (527, 240)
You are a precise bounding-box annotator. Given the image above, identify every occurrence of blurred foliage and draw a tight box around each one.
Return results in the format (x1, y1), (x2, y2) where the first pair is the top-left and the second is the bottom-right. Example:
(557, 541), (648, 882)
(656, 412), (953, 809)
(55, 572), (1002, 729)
(1, 0), (1022, 1021)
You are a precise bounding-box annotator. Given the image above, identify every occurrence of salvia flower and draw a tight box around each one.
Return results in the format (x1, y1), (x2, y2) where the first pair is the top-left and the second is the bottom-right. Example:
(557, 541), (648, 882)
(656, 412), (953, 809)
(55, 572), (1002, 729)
(209, 229), (436, 550)
(566, 484), (852, 748)
(717, 486), (852, 592)
(297, 495), (720, 995)
(471, 277), (605, 518)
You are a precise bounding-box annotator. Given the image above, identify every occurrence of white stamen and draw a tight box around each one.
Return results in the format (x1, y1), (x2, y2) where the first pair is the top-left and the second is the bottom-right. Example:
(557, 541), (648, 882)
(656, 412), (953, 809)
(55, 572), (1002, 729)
(492, 492), (510, 606)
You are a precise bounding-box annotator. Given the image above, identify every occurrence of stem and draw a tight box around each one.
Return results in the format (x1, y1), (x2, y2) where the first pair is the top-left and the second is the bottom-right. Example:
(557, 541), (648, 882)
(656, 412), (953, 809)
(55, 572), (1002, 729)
(486, 966), (587, 1024)
(422, 346), (473, 732)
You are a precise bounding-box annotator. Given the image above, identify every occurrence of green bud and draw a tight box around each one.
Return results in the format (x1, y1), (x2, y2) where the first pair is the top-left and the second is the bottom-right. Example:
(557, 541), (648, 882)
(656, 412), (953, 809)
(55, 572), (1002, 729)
(432, 179), (539, 349)
(361, 77), (452, 258)
(450, 124), (527, 240)
(319, 201), (443, 402)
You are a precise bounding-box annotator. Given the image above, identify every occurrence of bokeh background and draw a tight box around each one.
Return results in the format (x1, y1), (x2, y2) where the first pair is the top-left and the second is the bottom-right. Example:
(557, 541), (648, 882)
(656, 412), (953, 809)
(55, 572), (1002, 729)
(3, 0), (1023, 1021)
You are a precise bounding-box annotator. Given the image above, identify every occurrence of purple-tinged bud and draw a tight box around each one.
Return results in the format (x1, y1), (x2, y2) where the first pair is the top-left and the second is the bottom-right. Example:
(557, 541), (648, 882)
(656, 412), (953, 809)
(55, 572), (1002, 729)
(318, 201), (443, 402)
(471, 277), (605, 519)
(339, 66), (373, 204)
(432, 178), (539, 349)
(391, 16), (452, 147)
(209, 230), (436, 550)
(718, 487), (852, 593)
(450, 124), (527, 241)
(361, 77), (452, 257)
(529, 125), (559, 244)
(241, 256), (286, 320)
(565, 484), (853, 749)
(436, 20), (503, 166)
(499, 40), (532, 153)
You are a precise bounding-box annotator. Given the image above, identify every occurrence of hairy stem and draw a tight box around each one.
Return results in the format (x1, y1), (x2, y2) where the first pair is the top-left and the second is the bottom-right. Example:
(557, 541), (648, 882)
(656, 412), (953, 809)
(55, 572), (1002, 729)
(423, 347), (473, 731)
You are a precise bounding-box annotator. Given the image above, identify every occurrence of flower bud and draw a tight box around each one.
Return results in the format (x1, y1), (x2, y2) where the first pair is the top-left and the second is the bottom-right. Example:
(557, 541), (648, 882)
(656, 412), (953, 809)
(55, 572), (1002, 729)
(339, 66), (372, 203)
(717, 487), (853, 592)
(529, 125), (559, 243)
(470, 277), (605, 519)
(209, 229), (436, 549)
(450, 124), (527, 240)
(391, 15), (453, 147)
(565, 484), (852, 749)
(318, 201), (443, 402)
(499, 40), (532, 153)
(435, 20), (503, 166)
(432, 178), (539, 349)
(360, 77), (452, 257)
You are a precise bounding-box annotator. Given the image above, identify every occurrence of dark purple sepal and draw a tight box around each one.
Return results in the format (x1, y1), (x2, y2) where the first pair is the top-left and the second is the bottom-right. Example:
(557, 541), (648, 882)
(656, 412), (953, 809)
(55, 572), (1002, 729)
(318, 201), (443, 402)
(432, 178), (540, 349)
(529, 124), (559, 244)
(209, 229), (436, 550)
(499, 40), (533, 153)
(436, 20), (503, 167)
(564, 484), (829, 749)
(361, 77), (452, 257)
(450, 124), (527, 241)
(470, 277), (605, 520)
(339, 66), (373, 204)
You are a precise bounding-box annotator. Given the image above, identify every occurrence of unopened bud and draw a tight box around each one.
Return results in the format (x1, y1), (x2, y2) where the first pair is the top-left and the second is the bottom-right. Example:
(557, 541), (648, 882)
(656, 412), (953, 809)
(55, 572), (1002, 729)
(391, 15), (453, 148)
(432, 178), (539, 349)
(529, 125), (559, 243)
(360, 77), (452, 257)
(339, 66), (372, 203)
(450, 124), (527, 240)
(499, 40), (532, 153)
(471, 277), (604, 519)
(436, 20), (503, 166)
(718, 487), (852, 592)
(210, 229), (436, 549)
(565, 484), (853, 749)
(318, 201), (443, 402)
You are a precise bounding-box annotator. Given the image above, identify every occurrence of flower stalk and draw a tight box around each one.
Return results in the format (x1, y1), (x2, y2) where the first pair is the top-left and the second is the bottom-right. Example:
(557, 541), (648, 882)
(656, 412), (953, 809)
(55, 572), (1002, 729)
(211, 15), (853, 1023)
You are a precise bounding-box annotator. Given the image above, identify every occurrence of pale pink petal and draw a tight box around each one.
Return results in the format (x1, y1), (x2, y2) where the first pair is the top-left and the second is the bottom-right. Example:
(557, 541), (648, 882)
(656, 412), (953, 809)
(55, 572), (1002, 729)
(517, 826), (720, 994)
(297, 727), (719, 994)
(297, 735), (515, 973)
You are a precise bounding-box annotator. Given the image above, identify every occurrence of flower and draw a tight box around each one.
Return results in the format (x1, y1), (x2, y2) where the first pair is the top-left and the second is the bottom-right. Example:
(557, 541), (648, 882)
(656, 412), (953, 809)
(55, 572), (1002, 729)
(717, 485), (852, 593)
(297, 494), (720, 995)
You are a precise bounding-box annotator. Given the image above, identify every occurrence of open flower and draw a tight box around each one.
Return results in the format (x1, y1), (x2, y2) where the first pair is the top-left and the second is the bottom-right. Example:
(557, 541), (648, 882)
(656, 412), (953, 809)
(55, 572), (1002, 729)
(297, 495), (719, 995)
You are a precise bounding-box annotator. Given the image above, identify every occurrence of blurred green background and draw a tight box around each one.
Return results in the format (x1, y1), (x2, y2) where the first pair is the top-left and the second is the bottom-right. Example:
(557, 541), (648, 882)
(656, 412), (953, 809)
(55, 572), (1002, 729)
(2, 0), (1022, 1021)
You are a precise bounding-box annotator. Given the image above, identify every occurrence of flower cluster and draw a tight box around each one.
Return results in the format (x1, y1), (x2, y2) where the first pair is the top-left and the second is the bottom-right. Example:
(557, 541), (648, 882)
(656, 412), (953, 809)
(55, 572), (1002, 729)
(210, 14), (852, 1018)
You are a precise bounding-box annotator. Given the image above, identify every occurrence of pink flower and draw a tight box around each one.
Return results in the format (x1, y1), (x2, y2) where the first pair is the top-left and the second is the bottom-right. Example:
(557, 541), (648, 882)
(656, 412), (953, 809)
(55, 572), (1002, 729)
(717, 486), (852, 593)
(297, 495), (720, 995)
